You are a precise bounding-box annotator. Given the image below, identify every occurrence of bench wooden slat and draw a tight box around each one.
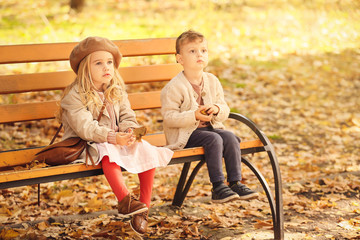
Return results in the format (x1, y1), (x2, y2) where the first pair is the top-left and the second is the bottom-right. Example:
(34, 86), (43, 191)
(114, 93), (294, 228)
(0, 101), (59, 123)
(120, 64), (181, 84)
(0, 91), (161, 124)
(0, 38), (176, 64)
(128, 91), (161, 110)
(0, 64), (181, 94)
(0, 164), (103, 183)
(0, 71), (74, 94)
(0, 137), (263, 169)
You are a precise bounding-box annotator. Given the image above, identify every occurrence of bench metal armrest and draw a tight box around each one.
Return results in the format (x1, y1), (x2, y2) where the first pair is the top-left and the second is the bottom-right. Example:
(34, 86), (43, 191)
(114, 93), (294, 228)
(229, 112), (284, 240)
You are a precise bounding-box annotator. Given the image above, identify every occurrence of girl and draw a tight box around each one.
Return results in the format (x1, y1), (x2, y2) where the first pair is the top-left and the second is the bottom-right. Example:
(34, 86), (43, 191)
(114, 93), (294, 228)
(59, 36), (173, 235)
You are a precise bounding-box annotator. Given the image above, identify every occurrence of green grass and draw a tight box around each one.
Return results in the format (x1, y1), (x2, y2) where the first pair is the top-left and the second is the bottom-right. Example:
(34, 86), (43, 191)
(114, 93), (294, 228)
(1, 0), (359, 60)
(230, 107), (241, 113)
(269, 134), (283, 141)
(235, 83), (246, 88)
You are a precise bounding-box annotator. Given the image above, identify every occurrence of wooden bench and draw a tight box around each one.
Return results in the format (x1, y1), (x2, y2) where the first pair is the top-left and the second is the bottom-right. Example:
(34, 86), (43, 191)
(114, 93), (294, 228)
(0, 38), (284, 239)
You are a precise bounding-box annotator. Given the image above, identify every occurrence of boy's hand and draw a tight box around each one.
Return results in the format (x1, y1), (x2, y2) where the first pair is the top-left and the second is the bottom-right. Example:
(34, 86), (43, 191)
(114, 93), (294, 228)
(195, 106), (213, 122)
(116, 132), (136, 146)
(203, 104), (219, 115)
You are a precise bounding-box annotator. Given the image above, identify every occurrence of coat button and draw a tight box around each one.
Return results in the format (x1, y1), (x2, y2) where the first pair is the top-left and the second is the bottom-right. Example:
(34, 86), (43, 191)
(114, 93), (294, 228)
(201, 92), (206, 97)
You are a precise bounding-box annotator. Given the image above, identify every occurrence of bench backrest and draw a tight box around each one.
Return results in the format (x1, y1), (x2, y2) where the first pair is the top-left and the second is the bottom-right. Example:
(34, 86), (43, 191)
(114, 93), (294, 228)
(0, 38), (182, 168)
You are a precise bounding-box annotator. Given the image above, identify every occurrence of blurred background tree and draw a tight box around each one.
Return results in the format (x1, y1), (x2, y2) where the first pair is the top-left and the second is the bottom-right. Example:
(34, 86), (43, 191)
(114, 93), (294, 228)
(70, 0), (85, 12)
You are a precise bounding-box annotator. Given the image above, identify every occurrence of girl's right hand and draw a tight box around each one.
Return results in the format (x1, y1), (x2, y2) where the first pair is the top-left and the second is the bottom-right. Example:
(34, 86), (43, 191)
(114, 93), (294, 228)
(116, 132), (136, 146)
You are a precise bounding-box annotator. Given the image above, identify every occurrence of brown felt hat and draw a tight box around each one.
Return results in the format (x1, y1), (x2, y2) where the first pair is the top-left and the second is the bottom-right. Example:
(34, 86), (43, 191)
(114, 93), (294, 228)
(69, 36), (122, 73)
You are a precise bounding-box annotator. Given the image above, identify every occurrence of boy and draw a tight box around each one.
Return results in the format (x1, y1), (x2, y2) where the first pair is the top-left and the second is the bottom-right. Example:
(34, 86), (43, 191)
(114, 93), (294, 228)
(160, 30), (258, 203)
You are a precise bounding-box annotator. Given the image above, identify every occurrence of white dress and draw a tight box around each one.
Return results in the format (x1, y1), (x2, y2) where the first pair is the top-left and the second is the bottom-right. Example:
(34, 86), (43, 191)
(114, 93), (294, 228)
(96, 141), (173, 173)
(94, 93), (173, 173)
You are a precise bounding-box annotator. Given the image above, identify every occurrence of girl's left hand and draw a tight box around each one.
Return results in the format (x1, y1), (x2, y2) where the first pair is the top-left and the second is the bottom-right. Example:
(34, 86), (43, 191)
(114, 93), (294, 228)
(125, 128), (137, 145)
(116, 132), (136, 146)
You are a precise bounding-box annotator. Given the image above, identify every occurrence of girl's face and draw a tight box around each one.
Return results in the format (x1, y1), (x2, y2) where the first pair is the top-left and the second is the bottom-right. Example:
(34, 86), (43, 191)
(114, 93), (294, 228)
(90, 51), (115, 91)
(176, 38), (208, 72)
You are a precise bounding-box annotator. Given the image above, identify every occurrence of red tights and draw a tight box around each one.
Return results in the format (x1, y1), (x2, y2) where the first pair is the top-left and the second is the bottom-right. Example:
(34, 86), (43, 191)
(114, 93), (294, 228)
(101, 156), (155, 208)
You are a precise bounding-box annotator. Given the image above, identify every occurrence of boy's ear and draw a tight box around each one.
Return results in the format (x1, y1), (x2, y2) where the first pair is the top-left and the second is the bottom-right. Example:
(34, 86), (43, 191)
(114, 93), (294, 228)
(176, 54), (182, 64)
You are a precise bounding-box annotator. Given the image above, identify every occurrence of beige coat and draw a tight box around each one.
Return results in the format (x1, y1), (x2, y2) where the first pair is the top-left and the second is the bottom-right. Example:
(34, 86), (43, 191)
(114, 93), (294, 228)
(61, 85), (139, 163)
(160, 71), (230, 150)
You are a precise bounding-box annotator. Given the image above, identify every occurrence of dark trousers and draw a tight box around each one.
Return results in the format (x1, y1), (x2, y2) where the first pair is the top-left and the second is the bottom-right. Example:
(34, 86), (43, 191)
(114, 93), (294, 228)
(185, 126), (242, 183)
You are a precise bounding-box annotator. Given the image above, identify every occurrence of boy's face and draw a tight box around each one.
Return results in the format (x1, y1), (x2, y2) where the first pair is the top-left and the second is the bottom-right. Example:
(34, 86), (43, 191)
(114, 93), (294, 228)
(90, 51), (114, 90)
(176, 38), (208, 71)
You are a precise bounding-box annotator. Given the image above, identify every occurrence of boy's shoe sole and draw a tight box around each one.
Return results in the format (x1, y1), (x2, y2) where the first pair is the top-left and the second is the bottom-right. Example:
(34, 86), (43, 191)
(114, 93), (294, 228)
(211, 194), (239, 203)
(238, 192), (259, 200)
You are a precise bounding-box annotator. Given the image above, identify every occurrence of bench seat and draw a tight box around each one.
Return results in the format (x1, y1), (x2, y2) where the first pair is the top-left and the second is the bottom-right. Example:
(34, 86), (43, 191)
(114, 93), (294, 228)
(0, 137), (264, 188)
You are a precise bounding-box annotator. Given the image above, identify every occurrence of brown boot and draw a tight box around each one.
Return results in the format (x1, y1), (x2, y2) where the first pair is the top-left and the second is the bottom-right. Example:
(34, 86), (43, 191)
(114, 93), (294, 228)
(130, 210), (148, 235)
(117, 193), (148, 217)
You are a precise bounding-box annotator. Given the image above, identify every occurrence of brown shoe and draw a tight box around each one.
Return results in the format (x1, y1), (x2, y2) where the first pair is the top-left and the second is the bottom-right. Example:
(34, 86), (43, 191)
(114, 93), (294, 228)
(130, 210), (148, 235)
(117, 193), (148, 217)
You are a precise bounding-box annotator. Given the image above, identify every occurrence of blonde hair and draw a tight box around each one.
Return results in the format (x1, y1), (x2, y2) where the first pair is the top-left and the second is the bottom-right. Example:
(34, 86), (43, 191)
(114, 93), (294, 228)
(57, 53), (125, 121)
(176, 30), (205, 54)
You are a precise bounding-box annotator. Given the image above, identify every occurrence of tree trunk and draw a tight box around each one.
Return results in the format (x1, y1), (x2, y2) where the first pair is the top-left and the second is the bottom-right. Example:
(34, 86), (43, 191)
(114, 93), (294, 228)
(70, 0), (85, 12)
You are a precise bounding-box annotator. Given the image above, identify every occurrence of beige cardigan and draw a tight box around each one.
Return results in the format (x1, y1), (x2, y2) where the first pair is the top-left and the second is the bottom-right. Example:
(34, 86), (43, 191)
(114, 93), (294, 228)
(160, 71), (230, 150)
(60, 85), (139, 163)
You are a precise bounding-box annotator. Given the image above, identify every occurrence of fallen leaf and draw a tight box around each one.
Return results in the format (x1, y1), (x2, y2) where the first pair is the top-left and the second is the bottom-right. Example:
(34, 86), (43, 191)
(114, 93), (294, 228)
(36, 221), (48, 230)
(0, 229), (20, 239)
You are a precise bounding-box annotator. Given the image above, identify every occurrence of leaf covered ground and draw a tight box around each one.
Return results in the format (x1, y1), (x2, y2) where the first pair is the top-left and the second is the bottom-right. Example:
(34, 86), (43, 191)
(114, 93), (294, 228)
(1, 0), (360, 239)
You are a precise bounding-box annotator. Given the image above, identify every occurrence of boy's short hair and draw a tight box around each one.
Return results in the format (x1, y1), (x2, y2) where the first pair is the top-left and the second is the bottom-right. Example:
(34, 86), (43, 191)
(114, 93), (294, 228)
(176, 30), (205, 54)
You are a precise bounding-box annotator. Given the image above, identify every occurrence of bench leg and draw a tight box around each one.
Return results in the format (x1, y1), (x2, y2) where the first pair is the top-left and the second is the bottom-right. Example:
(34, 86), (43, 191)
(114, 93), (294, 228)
(266, 147), (284, 240)
(242, 154), (284, 240)
(229, 113), (284, 240)
(172, 160), (206, 207)
(241, 157), (276, 223)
